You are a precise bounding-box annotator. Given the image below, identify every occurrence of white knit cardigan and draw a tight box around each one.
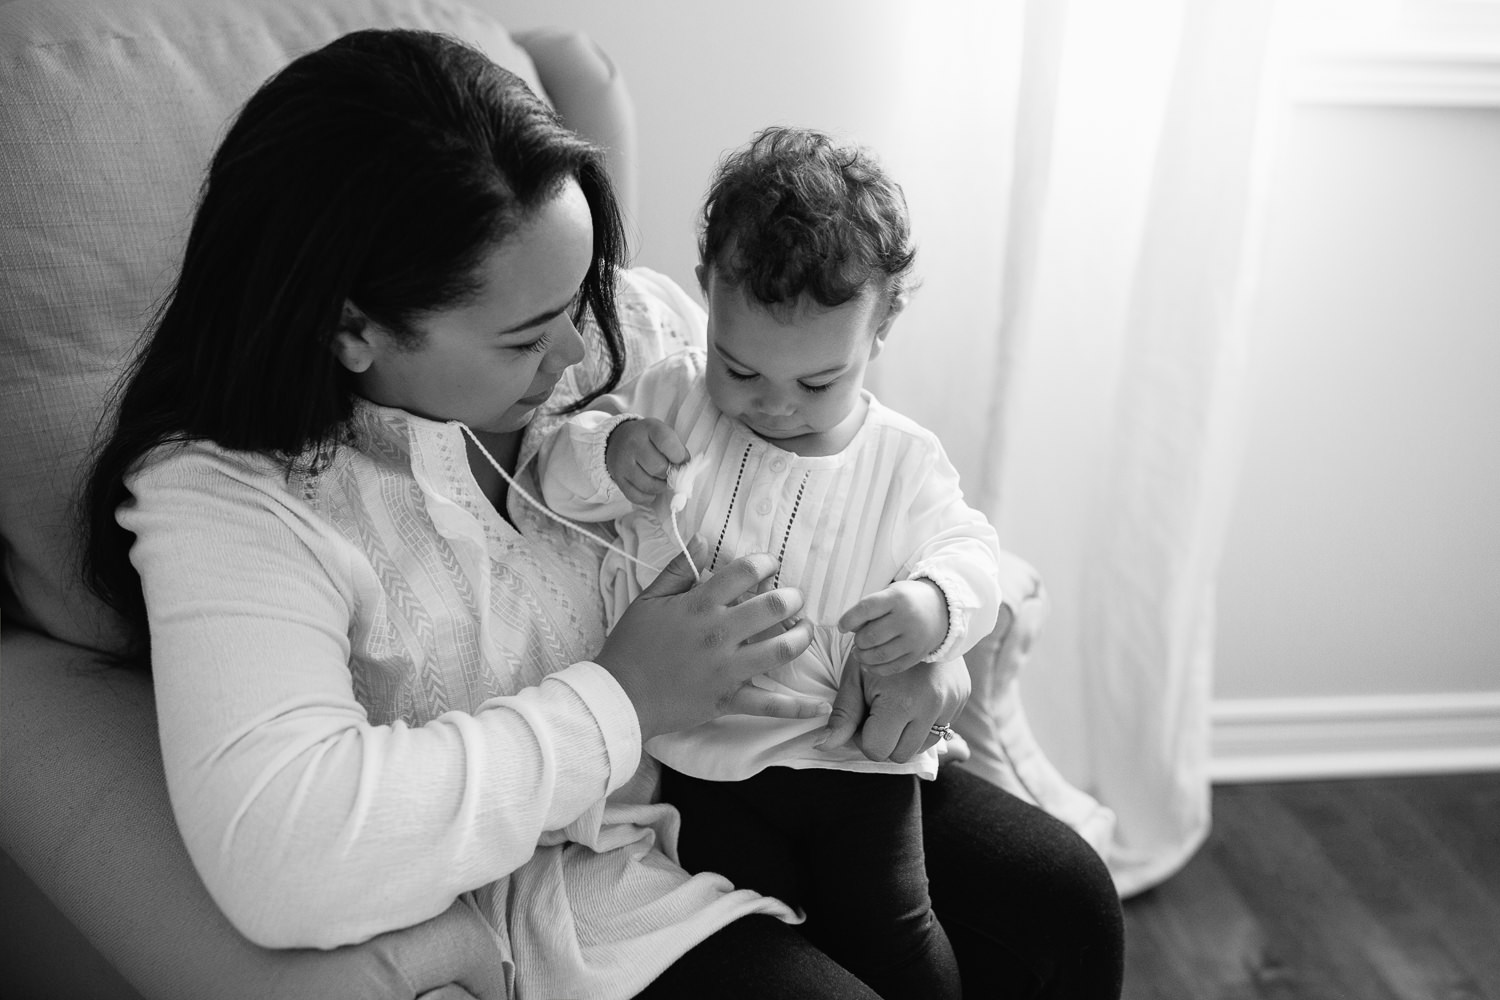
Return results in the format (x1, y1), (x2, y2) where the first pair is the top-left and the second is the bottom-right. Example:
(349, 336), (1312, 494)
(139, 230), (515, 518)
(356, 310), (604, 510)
(119, 269), (793, 1000)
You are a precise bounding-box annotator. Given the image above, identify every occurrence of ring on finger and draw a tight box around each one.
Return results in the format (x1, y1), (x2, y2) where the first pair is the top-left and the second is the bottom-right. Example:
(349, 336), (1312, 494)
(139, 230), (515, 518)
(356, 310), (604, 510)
(929, 723), (954, 741)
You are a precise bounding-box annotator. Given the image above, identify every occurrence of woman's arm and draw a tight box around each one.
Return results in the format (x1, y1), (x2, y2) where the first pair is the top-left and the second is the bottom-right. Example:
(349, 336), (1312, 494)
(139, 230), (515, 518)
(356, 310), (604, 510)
(123, 447), (643, 950)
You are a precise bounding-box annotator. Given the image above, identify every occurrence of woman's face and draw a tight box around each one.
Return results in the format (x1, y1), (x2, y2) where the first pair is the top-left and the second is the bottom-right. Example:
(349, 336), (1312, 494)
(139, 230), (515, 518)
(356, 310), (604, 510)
(345, 179), (593, 435)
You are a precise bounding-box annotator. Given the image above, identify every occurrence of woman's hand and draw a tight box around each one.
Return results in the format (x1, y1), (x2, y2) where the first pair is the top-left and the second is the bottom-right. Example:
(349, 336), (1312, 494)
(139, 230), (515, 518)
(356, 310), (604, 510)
(595, 543), (821, 741)
(816, 655), (971, 764)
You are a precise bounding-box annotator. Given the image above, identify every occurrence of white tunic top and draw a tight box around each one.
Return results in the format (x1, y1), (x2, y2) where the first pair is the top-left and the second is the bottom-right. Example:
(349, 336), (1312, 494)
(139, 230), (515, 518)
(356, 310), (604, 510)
(119, 269), (793, 1000)
(537, 348), (1003, 782)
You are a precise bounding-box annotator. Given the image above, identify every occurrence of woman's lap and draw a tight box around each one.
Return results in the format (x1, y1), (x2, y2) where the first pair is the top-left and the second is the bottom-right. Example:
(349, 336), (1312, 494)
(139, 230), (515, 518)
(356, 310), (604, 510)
(633, 915), (881, 1000)
(662, 766), (961, 999)
(638, 764), (1124, 999)
(921, 764), (1124, 998)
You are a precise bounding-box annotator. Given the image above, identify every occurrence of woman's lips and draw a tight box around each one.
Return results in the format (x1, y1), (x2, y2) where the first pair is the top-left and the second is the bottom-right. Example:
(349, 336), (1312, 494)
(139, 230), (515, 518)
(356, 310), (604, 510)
(517, 383), (558, 406)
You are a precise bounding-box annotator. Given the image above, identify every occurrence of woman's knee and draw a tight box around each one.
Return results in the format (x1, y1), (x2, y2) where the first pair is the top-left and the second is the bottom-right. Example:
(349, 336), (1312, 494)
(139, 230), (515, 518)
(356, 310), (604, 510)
(636, 916), (882, 1000)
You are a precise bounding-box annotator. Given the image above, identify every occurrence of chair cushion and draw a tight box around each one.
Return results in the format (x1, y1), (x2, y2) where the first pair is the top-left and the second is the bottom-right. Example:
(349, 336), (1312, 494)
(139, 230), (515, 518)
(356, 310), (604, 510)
(0, 625), (509, 998)
(0, 0), (543, 653)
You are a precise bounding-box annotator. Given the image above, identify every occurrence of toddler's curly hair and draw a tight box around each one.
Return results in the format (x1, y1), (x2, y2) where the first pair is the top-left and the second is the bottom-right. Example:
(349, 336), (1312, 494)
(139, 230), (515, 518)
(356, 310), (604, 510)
(698, 126), (916, 309)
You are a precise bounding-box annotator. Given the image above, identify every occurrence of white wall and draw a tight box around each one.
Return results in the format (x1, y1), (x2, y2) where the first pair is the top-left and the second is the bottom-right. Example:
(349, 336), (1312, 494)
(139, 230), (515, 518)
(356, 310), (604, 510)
(1219, 104), (1500, 701)
(1209, 99), (1500, 777)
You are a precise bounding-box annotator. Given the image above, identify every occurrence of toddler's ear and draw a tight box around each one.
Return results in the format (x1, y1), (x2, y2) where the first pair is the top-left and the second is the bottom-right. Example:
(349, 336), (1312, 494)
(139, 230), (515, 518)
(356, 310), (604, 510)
(869, 290), (909, 359)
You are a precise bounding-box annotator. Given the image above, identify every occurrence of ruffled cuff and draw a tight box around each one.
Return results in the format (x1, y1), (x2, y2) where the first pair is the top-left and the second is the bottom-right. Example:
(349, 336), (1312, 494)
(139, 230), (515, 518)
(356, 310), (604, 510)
(910, 569), (985, 663)
(588, 412), (643, 503)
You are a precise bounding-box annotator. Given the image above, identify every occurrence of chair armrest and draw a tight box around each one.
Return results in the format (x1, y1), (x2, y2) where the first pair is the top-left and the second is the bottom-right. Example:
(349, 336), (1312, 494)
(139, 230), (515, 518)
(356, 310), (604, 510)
(513, 27), (639, 223)
(0, 626), (507, 1000)
(949, 552), (1118, 860)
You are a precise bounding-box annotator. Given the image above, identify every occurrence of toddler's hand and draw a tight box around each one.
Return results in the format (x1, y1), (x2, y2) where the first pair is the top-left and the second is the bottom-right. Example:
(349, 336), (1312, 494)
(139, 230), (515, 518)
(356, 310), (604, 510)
(607, 417), (690, 506)
(837, 579), (949, 676)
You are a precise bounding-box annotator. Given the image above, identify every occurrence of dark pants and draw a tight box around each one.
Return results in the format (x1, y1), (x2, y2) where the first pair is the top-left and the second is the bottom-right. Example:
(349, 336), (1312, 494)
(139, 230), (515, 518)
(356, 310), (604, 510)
(659, 765), (960, 1000)
(638, 764), (1124, 1000)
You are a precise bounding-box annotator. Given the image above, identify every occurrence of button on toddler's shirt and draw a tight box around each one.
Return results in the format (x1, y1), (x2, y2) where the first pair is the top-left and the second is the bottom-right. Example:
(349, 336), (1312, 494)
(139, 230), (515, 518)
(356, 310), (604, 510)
(755, 499), (772, 516)
(770, 457), (787, 473)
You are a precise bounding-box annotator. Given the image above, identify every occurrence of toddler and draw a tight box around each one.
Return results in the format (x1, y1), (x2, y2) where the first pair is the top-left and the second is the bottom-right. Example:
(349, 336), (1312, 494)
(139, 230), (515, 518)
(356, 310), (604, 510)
(538, 127), (1001, 998)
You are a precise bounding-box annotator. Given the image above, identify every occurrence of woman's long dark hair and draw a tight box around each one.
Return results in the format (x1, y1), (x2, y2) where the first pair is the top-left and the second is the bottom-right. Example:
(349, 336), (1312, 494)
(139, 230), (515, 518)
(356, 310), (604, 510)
(80, 29), (628, 663)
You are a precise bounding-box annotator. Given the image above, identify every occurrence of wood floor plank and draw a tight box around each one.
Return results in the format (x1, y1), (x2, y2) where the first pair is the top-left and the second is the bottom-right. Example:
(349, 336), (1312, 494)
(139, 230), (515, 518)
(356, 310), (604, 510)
(1121, 775), (1500, 1000)
(1388, 773), (1500, 909)
(1211, 784), (1410, 1000)
(1124, 842), (1268, 1000)
(1346, 778), (1500, 995)
(1277, 779), (1495, 999)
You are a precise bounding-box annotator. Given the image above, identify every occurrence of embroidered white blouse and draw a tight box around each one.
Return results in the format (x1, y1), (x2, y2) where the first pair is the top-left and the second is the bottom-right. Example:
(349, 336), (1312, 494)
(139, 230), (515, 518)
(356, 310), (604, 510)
(118, 268), (793, 1000)
(537, 348), (1003, 782)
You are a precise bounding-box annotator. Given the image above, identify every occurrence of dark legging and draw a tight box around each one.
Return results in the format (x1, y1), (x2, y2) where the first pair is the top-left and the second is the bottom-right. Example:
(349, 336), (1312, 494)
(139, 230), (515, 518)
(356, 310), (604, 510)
(636, 764), (1124, 999)
(660, 766), (961, 999)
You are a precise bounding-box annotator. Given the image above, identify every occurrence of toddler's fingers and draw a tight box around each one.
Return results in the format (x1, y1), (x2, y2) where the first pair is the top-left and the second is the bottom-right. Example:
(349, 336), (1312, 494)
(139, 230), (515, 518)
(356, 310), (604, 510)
(854, 636), (913, 668)
(620, 478), (664, 507)
(837, 593), (891, 633)
(852, 616), (902, 650)
(629, 474), (678, 507)
(633, 449), (673, 483)
(644, 420), (691, 466)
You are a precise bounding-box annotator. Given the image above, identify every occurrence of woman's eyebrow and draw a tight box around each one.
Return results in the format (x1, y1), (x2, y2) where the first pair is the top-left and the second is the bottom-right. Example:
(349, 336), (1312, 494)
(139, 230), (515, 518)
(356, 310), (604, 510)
(498, 294), (576, 335)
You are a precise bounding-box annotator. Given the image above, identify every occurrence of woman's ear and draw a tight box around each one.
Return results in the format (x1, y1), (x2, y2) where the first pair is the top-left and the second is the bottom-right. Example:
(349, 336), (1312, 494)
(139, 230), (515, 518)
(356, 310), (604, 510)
(868, 290), (909, 360)
(331, 300), (375, 374)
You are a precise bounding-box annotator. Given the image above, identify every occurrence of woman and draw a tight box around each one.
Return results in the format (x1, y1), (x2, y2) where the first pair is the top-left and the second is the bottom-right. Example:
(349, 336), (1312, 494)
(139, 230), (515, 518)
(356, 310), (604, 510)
(81, 28), (1123, 999)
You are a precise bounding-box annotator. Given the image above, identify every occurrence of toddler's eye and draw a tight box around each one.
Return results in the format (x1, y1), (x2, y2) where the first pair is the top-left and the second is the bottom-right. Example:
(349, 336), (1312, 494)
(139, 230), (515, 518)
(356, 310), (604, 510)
(799, 381), (836, 394)
(725, 368), (756, 382)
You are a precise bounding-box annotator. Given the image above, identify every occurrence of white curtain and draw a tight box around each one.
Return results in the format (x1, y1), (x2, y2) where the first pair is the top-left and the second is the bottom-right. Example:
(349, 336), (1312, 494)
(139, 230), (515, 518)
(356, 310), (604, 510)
(975, 0), (1282, 895)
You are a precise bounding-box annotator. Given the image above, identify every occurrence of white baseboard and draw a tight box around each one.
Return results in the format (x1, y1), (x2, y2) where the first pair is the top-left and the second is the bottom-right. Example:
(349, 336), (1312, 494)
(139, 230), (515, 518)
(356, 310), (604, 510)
(1210, 691), (1500, 783)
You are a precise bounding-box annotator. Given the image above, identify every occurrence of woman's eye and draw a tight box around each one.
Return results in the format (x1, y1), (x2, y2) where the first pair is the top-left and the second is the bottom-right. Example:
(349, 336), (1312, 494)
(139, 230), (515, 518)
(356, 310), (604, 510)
(519, 333), (553, 356)
(800, 381), (836, 394)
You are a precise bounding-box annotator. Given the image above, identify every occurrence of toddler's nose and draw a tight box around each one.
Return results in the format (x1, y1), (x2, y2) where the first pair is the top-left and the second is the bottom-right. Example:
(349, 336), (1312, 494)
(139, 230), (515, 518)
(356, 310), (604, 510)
(757, 389), (794, 416)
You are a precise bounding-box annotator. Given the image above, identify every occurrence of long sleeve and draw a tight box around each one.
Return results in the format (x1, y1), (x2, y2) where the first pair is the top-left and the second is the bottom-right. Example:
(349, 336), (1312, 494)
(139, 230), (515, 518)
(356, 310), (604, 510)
(892, 436), (1004, 664)
(537, 351), (706, 523)
(120, 447), (643, 950)
(537, 410), (638, 520)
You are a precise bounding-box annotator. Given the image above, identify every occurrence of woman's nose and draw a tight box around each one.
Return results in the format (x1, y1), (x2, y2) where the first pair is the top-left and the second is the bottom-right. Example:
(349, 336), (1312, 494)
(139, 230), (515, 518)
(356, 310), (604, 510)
(545, 314), (587, 373)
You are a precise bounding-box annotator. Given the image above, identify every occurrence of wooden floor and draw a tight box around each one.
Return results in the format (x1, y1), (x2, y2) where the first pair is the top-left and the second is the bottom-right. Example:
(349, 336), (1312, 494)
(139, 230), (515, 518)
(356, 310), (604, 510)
(1121, 773), (1500, 1000)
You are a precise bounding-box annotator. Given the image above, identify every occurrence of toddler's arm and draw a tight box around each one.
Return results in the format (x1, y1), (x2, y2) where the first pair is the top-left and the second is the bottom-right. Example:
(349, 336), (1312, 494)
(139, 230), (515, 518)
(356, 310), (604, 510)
(536, 407), (641, 521)
(537, 350), (704, 520)
(841, 438), (1002, 673)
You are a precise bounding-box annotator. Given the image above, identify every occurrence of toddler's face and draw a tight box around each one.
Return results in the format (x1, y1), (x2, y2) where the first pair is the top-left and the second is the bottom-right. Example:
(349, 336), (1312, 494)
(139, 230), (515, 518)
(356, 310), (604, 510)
(699, 266), (897, 452)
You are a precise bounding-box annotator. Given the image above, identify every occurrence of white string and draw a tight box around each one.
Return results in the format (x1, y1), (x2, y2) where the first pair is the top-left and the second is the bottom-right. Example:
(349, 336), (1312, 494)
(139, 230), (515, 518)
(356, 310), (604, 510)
(667, 505), (703, 580)
(458, 423), (703, 581)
